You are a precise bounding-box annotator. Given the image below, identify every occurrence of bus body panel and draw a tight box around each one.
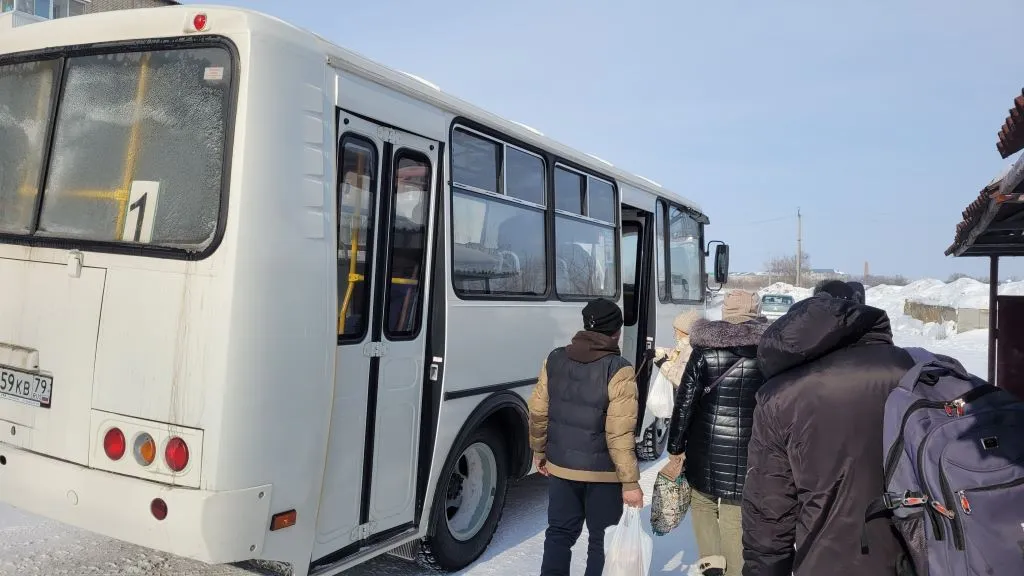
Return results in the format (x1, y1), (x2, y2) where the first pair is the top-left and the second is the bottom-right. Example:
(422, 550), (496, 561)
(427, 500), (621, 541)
(443, 302), (579, 395)
(91, 267), (216, 431)
(0, 444), (272, 564)
(210, 28), (337, 567)
(0, 257), (105, 465)
(336, 71), (449, 143)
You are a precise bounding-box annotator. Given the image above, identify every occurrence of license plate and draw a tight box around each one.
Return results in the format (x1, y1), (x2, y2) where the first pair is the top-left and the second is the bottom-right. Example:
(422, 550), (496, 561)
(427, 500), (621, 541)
(0, 365), (53, 408)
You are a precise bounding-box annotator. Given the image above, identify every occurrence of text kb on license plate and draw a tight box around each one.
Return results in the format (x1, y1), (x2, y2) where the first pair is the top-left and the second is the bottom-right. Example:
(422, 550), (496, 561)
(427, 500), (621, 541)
(0, 365), (53, 408)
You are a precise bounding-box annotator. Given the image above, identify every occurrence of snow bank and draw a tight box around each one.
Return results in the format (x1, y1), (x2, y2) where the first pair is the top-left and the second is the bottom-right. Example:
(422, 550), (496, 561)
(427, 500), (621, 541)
(747, 279), (1000, 340)
(872, 277), (1024, 310)
(757, 282), (813, 301)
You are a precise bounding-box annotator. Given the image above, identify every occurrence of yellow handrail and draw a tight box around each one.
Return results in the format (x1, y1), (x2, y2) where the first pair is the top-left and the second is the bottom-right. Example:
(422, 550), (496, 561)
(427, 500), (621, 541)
(338, 152), (366, 335)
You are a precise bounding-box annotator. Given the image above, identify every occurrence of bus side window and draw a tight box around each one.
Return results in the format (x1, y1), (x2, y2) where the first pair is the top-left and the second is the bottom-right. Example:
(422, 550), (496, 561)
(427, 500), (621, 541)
(385, 152), (430, 339)
(337, 136), (378, 342)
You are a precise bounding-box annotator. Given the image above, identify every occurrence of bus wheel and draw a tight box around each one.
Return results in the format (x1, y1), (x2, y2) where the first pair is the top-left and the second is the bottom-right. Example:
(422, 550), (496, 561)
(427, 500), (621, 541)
(636, 417), (669, 461)
(418, 426), (509, 571)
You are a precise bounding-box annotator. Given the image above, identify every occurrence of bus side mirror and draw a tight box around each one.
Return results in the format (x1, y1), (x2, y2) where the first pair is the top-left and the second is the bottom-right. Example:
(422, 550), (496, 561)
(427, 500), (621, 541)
(714, 244), (730, 285)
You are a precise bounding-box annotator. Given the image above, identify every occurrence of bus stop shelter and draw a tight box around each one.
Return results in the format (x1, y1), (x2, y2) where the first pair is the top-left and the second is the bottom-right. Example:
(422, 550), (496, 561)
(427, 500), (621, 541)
(945, 90), (1024, 397)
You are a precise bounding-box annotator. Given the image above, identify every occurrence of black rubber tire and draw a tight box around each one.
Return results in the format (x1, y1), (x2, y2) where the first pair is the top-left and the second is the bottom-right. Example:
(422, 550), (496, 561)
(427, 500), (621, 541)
(636, 417), (669, 461)
(417, 426), (509, 572)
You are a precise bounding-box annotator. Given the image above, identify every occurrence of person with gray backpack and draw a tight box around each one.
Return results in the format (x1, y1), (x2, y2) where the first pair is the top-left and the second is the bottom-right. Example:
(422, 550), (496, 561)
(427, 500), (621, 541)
(862, 348), (1024, 575)
(742, 281), (915, 575)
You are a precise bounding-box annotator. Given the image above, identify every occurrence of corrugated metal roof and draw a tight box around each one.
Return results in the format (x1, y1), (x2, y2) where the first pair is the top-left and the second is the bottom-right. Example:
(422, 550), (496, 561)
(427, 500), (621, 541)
(997, 90), (1024, 159)
(947, 155), (1024, 256)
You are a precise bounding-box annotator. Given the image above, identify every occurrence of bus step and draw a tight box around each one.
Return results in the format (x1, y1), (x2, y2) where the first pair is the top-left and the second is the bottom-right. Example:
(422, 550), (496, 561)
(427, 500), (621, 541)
(386, 540), (420, 562)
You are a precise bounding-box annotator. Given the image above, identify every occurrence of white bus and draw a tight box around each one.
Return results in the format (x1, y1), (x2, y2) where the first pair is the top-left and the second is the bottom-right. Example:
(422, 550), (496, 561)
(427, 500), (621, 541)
(0, 6), (729, 576)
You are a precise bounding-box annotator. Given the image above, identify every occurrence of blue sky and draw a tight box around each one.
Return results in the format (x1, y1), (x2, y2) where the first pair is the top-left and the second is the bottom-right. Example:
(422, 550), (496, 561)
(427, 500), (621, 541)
(205, 0), (1024, 279)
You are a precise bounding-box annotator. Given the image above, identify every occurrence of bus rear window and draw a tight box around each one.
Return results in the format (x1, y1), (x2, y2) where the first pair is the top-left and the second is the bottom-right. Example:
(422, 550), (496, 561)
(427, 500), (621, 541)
(0, 46), (233, 252)
(0, 60), (59, 234)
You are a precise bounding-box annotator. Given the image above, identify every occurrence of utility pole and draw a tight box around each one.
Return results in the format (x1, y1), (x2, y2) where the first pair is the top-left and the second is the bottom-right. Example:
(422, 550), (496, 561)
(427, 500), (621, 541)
(796, 207), (803, 288)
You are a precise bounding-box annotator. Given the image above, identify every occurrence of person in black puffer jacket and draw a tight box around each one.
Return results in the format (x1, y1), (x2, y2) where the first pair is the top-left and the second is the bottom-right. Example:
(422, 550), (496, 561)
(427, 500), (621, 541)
(740, 282), (914, 576)
(661, 289), (768, 576)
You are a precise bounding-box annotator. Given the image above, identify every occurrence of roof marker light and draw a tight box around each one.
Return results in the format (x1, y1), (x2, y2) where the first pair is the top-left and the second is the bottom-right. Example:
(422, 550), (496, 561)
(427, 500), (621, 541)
(192, 13), (208, 32)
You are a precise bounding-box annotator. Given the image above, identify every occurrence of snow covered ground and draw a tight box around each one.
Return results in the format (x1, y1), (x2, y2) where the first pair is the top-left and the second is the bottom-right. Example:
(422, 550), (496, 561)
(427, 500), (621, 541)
(0, 278), (1004, 575)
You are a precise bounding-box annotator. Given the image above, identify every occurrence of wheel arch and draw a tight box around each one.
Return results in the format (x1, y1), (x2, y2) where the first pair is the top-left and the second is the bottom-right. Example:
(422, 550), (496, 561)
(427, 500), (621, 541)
(426, 391), (530, 535)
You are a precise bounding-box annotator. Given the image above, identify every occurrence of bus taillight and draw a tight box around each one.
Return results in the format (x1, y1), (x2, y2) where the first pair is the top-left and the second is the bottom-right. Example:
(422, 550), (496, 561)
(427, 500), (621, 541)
(103, 428), (126, 461)
(133, 433), (157, 467)
(164, 437), (189, 472)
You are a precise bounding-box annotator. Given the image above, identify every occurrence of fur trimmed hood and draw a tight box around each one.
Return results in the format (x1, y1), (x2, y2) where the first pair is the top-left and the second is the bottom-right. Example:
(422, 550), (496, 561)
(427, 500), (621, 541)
(689, 317), (768, 349)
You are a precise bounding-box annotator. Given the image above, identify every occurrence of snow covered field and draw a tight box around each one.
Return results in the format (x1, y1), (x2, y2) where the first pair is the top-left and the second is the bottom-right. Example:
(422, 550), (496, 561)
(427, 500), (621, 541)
(0, 278), (1006, 575)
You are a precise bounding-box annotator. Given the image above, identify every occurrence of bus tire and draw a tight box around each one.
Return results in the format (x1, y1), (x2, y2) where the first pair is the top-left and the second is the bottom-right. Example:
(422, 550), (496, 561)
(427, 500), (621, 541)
(418, 426), (509, 572)
(636, 417), (669, 461)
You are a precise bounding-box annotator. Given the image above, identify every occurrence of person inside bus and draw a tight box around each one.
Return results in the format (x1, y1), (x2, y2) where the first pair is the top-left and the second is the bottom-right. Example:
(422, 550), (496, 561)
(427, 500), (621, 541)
(661, 289), (768, 576)
(528, 298), (643, 576)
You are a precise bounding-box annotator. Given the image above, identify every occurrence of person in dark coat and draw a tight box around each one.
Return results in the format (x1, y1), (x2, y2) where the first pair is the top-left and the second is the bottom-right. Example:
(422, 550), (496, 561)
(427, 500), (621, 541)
(661, 289), (769, 576)
(529, 298), (644, 576)
(740, 286), (915, 576)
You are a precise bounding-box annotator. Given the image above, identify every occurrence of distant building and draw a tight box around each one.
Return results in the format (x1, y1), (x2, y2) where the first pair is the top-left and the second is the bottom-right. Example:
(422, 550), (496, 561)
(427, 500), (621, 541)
(806, 268), (850, 283)
(1, 0), (175, 20)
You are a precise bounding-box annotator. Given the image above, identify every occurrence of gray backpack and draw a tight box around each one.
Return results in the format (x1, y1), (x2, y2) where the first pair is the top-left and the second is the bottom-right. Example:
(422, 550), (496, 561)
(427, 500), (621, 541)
(863, 347), (1024, 575)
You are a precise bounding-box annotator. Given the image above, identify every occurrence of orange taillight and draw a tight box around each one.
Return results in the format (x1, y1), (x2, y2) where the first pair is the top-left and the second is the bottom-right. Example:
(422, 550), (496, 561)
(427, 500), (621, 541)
(133, 433), (156, 466)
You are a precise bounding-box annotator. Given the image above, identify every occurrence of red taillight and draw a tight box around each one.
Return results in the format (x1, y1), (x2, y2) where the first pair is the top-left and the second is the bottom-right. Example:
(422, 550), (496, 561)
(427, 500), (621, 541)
(103, 428), (126, 461)
(164, 437), (189, 472)
(193, 14), (208, 32)
(151, 498), (168, 521)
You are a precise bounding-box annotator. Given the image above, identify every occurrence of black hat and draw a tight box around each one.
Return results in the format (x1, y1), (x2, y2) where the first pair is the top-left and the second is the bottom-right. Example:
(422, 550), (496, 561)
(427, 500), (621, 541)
(582, 298), (623, 336)
(814, 279), (856, 301)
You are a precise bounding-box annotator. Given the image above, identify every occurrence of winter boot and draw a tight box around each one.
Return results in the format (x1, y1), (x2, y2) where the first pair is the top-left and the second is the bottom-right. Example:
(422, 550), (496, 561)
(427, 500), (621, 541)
(698, 555), (726, 576)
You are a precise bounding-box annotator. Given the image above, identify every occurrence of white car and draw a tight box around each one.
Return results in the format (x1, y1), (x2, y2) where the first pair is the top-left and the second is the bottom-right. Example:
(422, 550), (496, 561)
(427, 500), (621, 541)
(761, 293), (795, 322)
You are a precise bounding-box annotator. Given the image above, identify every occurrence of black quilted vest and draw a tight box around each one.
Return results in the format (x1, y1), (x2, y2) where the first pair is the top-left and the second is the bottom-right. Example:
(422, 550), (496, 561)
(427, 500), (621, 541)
(545, 347), (630, 473)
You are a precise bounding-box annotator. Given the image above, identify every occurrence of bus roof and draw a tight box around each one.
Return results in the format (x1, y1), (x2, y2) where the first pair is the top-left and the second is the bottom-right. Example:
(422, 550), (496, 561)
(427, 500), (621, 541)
(3, 4), (701, 214)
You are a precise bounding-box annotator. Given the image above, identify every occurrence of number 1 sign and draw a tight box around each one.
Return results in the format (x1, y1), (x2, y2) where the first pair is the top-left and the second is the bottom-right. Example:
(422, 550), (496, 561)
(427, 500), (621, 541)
(122, 181), (160, 243)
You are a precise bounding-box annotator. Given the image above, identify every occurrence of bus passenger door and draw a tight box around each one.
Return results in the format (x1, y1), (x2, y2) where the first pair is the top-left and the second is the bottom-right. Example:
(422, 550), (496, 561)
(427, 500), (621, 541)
(621, 205), (662, 445)
(315, 112), (438, 560)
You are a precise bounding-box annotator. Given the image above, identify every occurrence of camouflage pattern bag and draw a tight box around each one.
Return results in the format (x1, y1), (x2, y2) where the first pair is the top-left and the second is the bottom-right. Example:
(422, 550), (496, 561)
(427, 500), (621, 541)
(650, 473), (691, 536)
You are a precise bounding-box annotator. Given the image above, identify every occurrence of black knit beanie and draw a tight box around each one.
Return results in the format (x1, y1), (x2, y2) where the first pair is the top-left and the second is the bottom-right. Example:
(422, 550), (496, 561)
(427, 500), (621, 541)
(582, 298), (623, 336)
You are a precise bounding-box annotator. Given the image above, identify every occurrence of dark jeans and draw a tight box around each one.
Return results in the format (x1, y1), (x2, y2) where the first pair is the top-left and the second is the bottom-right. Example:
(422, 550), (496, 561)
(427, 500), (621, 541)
(540, 476), (624, 576)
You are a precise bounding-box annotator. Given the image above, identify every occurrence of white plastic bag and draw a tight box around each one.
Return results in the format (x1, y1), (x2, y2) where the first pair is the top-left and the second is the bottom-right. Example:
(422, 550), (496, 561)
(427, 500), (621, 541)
(602, 505), (653, 576)
(646, 369), (674, 419)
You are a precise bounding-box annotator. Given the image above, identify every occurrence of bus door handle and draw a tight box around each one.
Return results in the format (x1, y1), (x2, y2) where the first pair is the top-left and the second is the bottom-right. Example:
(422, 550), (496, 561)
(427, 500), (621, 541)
(429, 356), (443, 382)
